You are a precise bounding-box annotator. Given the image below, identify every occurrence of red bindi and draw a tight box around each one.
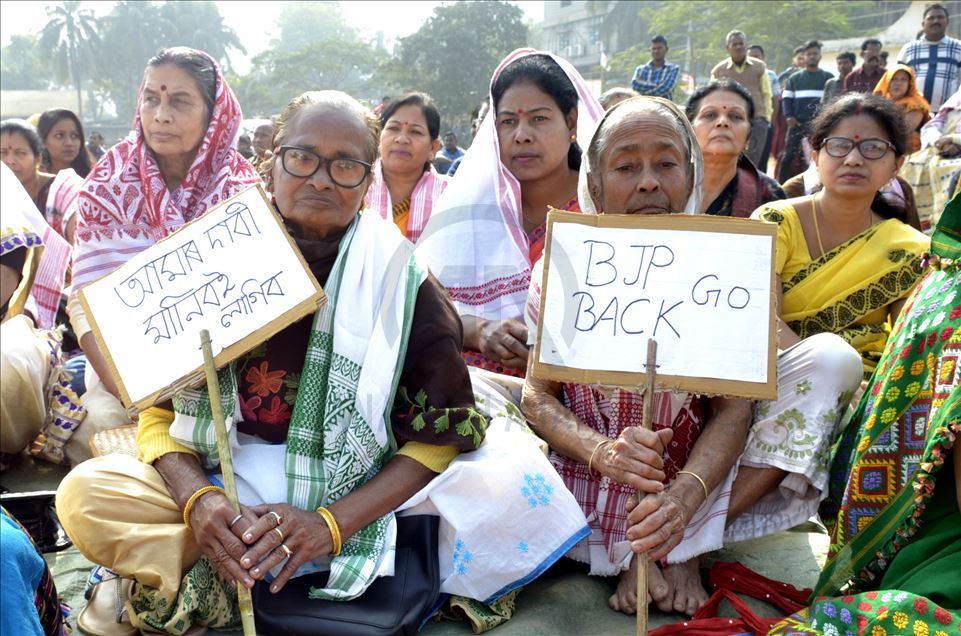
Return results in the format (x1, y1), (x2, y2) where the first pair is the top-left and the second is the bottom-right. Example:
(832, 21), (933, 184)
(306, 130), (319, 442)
(160, 84), (167, 92)
(853, 134), (861, 140)
(516, 108), (524, 114)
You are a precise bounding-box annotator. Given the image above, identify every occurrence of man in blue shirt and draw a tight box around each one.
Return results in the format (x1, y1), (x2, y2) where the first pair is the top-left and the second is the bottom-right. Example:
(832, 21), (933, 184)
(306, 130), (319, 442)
(631, 35), (680, 99)
(434, 132), (465, 174)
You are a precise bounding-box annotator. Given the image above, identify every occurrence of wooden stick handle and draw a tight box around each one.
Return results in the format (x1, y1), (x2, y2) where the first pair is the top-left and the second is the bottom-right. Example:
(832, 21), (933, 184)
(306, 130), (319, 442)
(200, 330), (257, 636)
(637, 338), (657, 636)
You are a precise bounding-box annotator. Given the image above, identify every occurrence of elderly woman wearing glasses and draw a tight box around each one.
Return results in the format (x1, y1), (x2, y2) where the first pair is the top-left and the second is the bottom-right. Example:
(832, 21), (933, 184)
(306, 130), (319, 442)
(752, 94), (928, 378)
(58, 90), (588, 634)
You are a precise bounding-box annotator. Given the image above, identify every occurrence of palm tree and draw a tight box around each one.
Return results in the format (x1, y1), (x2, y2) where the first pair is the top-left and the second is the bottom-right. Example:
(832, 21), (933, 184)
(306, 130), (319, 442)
(40, 1), (101, 120)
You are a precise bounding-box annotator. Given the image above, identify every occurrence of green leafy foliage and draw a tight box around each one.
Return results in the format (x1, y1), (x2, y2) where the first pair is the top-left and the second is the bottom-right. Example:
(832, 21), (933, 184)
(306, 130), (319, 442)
(272, 2), (358, 51)
(605, 0), (871, 97)
(383, 1), (529, 121)
(1, 35), (52, 90)
(91, 0), (244, 124)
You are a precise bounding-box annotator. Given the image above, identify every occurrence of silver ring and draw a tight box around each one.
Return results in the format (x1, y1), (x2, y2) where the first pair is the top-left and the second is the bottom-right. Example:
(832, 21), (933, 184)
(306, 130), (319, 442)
(280, 543), (293, 557)
(268, 511), (282, 525)
(228, 514), (243, 528)
(273, 526), (284, 542)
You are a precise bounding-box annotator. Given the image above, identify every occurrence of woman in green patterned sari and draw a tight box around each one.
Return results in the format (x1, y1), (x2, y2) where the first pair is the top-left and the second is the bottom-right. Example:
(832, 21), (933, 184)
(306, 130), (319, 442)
(770, 194), (960, 635)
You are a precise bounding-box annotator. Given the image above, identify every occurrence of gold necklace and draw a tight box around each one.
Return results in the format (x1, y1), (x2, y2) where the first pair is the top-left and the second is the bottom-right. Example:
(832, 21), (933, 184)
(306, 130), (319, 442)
(812, 194), (826, 257)
(811, 193), (873, 258)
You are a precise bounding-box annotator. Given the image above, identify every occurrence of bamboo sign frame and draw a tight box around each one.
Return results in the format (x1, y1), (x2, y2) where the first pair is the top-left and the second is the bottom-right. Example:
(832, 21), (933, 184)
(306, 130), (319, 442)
(532, 211), (778, 400)
(78, 184), (325, 415)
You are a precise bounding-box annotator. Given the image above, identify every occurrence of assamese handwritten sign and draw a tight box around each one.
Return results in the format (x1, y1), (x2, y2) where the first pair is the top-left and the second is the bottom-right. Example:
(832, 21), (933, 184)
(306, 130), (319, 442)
(79, 184), (325, 413)
(532, 211), (778, 399)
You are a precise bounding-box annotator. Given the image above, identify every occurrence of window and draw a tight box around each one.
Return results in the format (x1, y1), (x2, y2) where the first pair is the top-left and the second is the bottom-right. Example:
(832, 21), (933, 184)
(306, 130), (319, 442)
(589, 17), (602, 45)
(560, 1), (572, 7)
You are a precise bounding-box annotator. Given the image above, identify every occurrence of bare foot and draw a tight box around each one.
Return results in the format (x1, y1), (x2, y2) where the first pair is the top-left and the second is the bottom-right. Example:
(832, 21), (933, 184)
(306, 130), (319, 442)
(607, 557), (670, 615)
(659, 557), (709, 616)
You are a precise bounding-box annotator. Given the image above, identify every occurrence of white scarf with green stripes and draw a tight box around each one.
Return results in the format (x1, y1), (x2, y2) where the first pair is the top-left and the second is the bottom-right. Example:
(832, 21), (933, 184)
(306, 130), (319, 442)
(170, 210), (425, 600)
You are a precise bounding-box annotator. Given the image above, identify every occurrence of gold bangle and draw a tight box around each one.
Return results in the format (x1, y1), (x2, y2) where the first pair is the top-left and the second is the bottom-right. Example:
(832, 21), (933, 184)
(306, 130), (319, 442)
(316, 506), (343, 556)
(182, 485), (225, 531)
(676, 470), (709, 501)
(588, 439), (611, 478)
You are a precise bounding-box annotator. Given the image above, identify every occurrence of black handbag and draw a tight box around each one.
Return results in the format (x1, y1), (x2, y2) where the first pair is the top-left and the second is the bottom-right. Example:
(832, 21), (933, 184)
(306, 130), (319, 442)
(0, 490), (72, 553)
(253, 514), (441, 636)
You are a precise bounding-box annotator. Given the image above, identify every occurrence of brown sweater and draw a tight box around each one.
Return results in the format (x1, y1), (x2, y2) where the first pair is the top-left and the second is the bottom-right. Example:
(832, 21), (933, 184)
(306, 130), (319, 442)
(712, 57), (769, 120)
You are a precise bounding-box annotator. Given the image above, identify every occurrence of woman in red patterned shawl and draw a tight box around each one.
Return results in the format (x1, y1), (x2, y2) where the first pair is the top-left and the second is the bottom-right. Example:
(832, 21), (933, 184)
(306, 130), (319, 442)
(66, 47), (259, 457)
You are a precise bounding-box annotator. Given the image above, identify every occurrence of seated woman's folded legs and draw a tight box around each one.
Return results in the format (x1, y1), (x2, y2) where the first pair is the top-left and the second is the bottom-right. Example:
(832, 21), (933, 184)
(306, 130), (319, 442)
(0, 316), (50, 455)
(727, 333), (863, 537)
(56, 454), (202, 605)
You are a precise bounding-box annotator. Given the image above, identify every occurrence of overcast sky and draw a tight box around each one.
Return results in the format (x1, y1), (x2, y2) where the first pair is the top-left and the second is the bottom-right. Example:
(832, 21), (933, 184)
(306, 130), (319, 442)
(0, 0), (545, 74)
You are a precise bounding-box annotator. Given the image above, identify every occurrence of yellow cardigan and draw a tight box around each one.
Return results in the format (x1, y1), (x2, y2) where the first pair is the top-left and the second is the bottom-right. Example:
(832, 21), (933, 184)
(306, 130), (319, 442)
(137, 407), (461, 473)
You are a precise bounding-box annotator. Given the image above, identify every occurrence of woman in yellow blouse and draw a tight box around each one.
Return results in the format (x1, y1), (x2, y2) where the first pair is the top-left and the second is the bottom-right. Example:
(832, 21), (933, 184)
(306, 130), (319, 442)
(753, 94), (928, 377)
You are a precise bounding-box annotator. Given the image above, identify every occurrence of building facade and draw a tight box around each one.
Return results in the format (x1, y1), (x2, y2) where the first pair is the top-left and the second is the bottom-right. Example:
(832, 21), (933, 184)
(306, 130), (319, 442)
(542, 1), (617, 78)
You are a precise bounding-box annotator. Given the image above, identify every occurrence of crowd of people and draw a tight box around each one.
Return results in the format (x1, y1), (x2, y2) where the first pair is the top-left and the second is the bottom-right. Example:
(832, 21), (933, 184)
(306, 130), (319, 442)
(0, 4), (959, 635)
(627, 4), (960, 230)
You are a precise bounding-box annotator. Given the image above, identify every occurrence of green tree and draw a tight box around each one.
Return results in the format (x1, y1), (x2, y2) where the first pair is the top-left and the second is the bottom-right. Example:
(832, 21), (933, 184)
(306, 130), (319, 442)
(94, 1), (168, 123)
(40, 0), (102, 120)
(158, 1), (245, 72)
(271, 2), (356, 51)
(640, 1), (860, 82)
(385, 1), (529, 120)
(0, 34), (52, 91)
(604, 0), (874, 97)
(94, 0), (244, 124)
(233, 38), (386, 117)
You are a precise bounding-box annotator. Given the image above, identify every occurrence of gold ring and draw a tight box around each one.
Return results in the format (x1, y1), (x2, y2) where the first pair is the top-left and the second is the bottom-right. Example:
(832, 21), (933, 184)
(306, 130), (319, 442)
(273, 526), (284, 542)
(268, 511), (282, 525)
(280, 543), (293, 557)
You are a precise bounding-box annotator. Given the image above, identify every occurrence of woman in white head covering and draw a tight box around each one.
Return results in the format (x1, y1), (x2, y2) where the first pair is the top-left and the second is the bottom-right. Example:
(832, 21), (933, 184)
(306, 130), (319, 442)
(418, 49), (604, 380)
(522, 96), (863, 619)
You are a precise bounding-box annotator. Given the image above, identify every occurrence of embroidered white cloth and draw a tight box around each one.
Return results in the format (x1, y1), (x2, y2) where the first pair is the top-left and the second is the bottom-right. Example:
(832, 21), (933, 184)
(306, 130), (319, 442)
(668, 335), (862, 563)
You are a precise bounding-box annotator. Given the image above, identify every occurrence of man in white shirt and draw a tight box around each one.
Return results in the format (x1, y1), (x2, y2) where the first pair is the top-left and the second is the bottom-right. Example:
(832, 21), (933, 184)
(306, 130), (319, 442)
(897, 3), (961, 110)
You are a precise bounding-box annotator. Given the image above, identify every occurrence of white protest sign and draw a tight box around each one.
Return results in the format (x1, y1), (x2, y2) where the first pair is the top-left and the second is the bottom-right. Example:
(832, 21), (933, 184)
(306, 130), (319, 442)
(533, 211), (777, 399)
(79, 184), (324, 413)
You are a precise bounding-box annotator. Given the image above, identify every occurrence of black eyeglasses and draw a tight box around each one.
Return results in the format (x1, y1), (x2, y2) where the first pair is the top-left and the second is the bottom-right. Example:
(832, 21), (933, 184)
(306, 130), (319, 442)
(278, 145), (372, 188)
(820, 137), (895, 160)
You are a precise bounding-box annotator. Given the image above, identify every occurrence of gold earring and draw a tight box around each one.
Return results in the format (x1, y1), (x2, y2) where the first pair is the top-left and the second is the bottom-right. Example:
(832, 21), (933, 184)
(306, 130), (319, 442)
(570, 134), (577, 142)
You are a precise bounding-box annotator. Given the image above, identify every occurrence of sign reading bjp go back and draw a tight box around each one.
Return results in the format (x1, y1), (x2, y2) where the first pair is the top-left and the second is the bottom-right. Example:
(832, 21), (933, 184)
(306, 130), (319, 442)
(532, 210), (778, 400)
(79, 184), (325, 414)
